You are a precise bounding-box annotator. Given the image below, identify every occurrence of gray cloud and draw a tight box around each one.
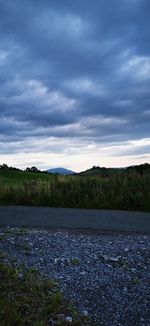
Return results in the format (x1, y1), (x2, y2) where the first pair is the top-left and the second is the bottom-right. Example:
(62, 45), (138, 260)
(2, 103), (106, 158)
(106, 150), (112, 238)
(0, 0), (150, 159)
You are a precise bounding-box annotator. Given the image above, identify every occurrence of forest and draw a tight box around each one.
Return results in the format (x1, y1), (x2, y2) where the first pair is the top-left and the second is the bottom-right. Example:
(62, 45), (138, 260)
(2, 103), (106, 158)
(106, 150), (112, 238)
(0, 163), (150, 212)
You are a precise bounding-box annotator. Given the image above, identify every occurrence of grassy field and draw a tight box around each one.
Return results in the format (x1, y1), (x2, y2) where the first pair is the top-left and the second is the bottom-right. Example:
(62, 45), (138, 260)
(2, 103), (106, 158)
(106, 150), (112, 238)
(0, 169), (54, 186)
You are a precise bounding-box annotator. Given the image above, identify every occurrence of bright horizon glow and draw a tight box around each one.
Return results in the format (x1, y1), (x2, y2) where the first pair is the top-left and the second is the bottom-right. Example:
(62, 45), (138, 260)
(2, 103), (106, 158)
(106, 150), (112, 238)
(0, 137), (150, 172)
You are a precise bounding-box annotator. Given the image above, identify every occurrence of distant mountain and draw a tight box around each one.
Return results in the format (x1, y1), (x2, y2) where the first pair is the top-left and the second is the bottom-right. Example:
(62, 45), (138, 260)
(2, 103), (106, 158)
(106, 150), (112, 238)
(46, 167), (76, 175)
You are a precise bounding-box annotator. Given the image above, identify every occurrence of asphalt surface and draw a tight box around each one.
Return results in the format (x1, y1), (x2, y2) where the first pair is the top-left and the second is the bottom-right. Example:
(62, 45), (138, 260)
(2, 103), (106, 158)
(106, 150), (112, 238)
(0, 206), (150, 233)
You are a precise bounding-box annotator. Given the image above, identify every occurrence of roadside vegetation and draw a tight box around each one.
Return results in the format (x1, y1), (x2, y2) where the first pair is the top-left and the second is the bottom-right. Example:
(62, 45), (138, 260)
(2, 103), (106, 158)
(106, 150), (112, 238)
(0, 262), (89, 326)
(0, 163), (150, 212)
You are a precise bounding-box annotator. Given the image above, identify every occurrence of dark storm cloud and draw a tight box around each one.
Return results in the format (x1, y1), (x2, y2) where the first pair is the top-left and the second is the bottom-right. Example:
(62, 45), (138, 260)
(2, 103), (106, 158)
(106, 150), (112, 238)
(0, 0), (150, 155)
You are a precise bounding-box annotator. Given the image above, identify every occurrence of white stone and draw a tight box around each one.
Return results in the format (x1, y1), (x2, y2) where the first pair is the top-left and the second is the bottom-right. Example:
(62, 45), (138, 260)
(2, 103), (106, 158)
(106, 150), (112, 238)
(81, 271), (86, 275)
(65, 316), (72, 323)
(124, 248), (129, 252)
(82, 309), (88, 317)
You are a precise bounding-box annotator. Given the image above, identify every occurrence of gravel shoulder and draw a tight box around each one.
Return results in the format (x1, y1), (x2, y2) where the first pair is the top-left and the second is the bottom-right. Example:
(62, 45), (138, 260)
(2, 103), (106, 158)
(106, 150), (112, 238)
(0, 226), (150, 326)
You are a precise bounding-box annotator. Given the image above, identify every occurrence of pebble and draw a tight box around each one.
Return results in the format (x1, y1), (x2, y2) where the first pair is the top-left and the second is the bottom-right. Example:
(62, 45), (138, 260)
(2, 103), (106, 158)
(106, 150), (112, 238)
(65, 316), (72, 323)
(124, 247), (130, 252)
(82, 309), (88, 317)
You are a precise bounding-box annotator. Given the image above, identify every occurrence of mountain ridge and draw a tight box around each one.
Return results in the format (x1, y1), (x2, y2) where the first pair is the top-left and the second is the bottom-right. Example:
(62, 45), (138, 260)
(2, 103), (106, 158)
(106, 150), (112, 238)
(46, 167), (76, 175)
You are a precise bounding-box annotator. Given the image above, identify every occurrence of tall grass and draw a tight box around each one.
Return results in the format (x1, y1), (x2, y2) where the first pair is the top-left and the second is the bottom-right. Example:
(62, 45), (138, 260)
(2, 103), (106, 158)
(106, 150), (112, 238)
(0, 172), (150, 211)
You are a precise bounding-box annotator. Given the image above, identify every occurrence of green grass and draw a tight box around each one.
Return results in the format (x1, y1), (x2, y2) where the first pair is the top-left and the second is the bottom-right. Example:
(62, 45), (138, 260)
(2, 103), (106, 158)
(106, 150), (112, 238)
(0, 263), (90, 326)
(70, 258), (80, 266)
(131, 277), (140, 285)
(0, 169), (54, 186)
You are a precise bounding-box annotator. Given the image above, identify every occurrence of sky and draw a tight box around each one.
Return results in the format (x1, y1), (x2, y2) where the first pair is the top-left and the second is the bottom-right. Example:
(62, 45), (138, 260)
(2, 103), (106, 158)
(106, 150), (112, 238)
(0, 0), (150, 172)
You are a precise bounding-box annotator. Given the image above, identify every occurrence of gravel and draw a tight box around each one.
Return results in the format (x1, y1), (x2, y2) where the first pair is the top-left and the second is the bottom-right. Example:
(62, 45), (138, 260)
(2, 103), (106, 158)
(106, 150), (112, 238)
(0, 226), (150, 326)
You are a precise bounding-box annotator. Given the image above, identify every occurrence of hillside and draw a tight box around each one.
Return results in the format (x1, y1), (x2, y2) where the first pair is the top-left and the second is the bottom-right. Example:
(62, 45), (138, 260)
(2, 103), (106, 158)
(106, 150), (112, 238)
(78, 166), (121, 177)
(0, 167), (54, 186)
(78, 163), (150, 176)
(126, 163), (150, 175)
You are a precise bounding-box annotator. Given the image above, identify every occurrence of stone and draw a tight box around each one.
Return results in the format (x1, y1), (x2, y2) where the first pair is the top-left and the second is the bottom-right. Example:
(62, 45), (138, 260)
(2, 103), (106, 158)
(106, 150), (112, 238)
(18, 273), (24, 279)
(65, 316), (72, 323)
(124, 248), (130, 252)
(82, 309), (88, 317)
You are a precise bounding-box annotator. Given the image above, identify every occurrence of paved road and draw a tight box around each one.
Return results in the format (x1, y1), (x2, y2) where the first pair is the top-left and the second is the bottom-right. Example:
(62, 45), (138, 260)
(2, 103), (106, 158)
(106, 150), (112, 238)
(0, 206), (150, 233)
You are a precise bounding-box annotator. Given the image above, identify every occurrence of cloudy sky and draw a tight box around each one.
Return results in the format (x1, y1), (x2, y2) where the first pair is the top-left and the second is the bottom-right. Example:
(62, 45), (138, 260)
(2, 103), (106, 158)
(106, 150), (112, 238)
(0, 0), (150, 171)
